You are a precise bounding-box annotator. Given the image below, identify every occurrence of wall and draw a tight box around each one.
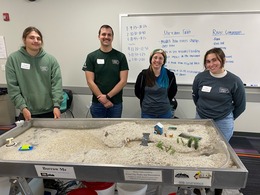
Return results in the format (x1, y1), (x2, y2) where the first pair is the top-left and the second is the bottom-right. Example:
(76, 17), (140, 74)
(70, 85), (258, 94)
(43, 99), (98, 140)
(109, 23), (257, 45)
(1, 0), (260, 133)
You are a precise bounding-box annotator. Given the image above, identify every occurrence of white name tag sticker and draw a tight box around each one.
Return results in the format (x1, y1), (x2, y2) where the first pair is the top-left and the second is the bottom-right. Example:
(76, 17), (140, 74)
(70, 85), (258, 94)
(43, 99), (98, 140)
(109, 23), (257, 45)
(21, 63), (30, 70)
(97, 59), (104, 64)
(201, 86), (212, 92)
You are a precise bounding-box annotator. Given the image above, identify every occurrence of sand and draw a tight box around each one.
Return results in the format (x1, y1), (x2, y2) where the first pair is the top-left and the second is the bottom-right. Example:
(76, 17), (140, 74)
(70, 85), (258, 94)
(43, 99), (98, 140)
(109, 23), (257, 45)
(0, 121), (234, 168)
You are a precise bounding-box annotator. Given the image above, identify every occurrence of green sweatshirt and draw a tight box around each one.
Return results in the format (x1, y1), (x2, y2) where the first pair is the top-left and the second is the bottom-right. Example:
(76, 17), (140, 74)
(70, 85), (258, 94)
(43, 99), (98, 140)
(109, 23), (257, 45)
(5, 47), (63, 115)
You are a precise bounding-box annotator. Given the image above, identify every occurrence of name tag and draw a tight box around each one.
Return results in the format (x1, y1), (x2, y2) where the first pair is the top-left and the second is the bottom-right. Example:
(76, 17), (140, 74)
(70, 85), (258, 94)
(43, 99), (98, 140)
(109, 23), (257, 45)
(97, 59), (104, 64)
(201, 86), (212, 92)
(21, 63), (30, 70)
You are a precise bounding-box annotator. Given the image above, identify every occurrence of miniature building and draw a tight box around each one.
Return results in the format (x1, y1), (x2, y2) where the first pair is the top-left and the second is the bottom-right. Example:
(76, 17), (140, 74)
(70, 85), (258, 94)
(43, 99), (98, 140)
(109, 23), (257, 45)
(154, 122), (163, 135)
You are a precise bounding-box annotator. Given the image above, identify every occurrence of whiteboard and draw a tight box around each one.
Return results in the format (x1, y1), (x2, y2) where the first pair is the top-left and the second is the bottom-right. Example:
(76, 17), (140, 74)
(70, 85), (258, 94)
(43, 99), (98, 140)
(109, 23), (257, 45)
(120, 12), (260, 86)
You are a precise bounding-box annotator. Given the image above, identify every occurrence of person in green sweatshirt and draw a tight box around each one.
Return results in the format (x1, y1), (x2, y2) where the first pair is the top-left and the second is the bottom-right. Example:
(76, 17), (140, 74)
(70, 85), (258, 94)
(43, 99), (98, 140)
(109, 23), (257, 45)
(5, 26), (63, 121)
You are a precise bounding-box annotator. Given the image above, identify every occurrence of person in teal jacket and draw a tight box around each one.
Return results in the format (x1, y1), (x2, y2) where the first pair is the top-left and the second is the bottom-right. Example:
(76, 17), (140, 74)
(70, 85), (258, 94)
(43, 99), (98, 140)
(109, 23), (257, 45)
(5, 26), (63, 121)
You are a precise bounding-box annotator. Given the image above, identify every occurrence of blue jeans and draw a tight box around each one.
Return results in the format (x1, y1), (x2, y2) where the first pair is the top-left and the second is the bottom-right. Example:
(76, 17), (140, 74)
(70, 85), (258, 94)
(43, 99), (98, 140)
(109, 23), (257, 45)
(90, 102), (122, 118)
(142, 110), (173, 119)
(195, 112), (234, 142)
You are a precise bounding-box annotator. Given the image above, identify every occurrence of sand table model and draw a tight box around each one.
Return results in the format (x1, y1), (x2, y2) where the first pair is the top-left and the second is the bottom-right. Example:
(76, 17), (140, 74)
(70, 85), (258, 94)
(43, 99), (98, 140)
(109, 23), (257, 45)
(0, 121), (234, 168)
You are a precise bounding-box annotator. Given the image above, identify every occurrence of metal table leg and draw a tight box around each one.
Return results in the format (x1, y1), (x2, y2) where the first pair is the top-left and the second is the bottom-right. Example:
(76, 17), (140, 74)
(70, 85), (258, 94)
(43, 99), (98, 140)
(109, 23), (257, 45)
(9, 177), (34, 195)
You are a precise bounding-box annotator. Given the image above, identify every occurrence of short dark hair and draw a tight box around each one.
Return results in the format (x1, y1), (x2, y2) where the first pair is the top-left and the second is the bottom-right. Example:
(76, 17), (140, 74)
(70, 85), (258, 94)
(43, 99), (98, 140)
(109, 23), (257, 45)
(98, 24), (114, 36)
(22, 26), (43, 43)
(204, 48), (225, 69)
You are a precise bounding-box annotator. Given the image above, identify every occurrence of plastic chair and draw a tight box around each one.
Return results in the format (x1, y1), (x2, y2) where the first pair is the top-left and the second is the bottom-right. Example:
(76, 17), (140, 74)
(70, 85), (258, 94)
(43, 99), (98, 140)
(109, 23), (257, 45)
(60, 89), (74, 118)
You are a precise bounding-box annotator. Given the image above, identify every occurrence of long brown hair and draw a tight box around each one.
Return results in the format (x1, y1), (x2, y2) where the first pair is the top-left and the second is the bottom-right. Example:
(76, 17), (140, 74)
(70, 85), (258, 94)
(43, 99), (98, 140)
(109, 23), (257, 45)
(145, 65), (156, 87)
(146, 49), (167, 87)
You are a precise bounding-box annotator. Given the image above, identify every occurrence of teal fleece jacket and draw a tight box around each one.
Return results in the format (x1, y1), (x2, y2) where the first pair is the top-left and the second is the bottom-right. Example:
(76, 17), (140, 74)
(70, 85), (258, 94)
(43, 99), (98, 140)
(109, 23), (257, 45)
(5, 47), (63, 115)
